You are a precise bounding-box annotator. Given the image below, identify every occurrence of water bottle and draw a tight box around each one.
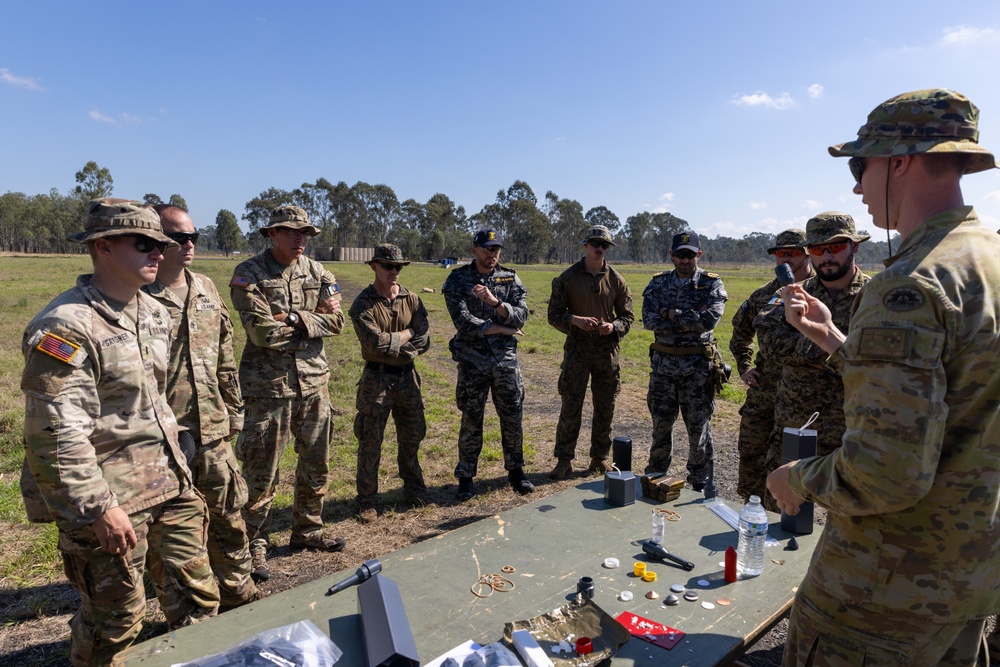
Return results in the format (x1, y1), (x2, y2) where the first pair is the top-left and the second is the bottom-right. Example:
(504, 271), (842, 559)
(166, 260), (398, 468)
(651, 509), (665, 544)
(737, 495), (768, 577)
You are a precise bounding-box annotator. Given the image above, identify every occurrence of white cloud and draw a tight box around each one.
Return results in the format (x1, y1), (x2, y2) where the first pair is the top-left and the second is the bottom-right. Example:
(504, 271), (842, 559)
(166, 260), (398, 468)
(89, 110), (118, 125)
(647, 192), (675, 214)
(802, 199), (822, 211)
(748, 201), (766, 210)
(808, 84), (824, 99)
(941, 25), (997, 45)
(0, 67), (43, 91)
(89, 110), (145, 126)
(121, 113), (141, 125)
(984, 190), (1000, 202)
(732, 91), (794, 110)
(660, 192), (675, 203)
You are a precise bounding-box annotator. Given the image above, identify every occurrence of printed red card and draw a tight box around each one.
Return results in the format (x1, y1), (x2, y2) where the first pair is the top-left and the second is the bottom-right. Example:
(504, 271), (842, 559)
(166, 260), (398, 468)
(615, 611), (685, 650)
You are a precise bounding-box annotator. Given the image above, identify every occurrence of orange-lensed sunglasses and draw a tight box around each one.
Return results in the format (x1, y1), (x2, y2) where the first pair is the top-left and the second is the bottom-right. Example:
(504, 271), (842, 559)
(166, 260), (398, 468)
(773, 248), (804, 259)
(806, 242), (848, 257)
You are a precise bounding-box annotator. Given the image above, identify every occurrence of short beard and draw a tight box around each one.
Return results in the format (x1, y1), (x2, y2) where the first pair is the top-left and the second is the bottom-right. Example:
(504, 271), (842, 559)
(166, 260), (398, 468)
(818, 253), (855, 282)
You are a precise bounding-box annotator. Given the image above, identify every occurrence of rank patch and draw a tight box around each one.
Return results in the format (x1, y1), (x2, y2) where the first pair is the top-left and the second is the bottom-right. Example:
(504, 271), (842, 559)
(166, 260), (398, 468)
(858, 327), (911, 359)
(883, 286), (924, 311)
(37, 332), (80, 363)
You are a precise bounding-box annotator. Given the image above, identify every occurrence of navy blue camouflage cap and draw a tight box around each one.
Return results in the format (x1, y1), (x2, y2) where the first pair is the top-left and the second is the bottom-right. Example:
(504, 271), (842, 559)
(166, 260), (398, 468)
(473, 228), (503, 247)
(671, 231), (701, 252)
(69, 198), (178, 246)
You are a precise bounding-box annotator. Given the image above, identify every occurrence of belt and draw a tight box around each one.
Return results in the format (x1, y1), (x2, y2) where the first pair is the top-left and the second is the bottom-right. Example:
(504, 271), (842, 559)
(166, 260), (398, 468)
(364, 361), (414, 375)
(650, 342), (713, 357)
(571, 331), (614, 340)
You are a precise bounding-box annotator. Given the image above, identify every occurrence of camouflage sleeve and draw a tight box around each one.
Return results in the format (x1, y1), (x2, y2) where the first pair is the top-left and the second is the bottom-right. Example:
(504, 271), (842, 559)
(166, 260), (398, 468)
(21, 324), (116, 531)
(674, 277), (727, 333)
(500, 273), (528, 329)
(641, 277), (670, 331)
(442, 269), (491, 336)
(547, 274), (573, 335)
(408, 296), (431, 356)
(230, 266), (307, 351)
(611, 272), (634, 339)
(729, 299), (757, 375)
(210, 279), (243, 432)
(788, 275), (947, 514)
(299, 268), (345, 339)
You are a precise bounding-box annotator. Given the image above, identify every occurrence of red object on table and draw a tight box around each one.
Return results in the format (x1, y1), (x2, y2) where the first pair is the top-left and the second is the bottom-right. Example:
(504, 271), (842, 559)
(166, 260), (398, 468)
(575, 637), (593, 655)
(725, 545), (738, 583)
(614, 611), (685, 650)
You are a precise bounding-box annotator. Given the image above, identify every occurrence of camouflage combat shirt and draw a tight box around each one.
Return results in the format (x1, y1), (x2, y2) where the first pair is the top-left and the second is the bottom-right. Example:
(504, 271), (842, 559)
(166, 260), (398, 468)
(20, 276), (190, 531)
(230, 250), (344, 398)
(143, 269), (244, 441)
(547, 258), (634, 340)
(730, 277), (782, 377)
(442, 261), (528, 370)
(789, 207), (1000, 621)
(349, 284), (430, 364)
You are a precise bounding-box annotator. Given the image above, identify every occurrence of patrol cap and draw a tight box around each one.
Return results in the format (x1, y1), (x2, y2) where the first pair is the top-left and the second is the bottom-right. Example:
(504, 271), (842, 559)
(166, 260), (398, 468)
(671, 231), (701, 253)
(767, 228), (807, 254)
(829, 89), (996, 174)
(582, 224), (616, 246)
(370, 243), (410, 266)
(258, 205), (320, 238)
(68, 198), (178, 246)
(473, 228), (503, 247)
(801, 212), (869, 246)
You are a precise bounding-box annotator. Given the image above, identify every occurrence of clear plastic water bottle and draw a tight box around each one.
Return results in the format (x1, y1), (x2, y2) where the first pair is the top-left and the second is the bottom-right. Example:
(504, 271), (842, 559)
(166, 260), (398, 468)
(651, 509), (665, 544)
(737, 495), (768, 577)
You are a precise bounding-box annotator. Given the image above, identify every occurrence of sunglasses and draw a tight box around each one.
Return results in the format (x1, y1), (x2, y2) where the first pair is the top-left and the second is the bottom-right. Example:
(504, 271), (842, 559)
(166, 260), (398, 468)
(479, 246), (502, 254)
(588, 240), (611, 250)
(672, 250), (697, 260)
(375, 262), (402, 273)
(166, 232), (199, 246)
(129, 235), (168, 254)
(806, 242), (848, 257)
(773, 248), (804, 259)
(849, 156), (866, 183)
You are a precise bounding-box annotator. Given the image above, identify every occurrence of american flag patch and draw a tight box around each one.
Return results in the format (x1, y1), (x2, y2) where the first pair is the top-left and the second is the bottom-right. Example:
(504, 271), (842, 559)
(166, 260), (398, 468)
(230, 275), (251, 289)
(37, 332), (80, 363)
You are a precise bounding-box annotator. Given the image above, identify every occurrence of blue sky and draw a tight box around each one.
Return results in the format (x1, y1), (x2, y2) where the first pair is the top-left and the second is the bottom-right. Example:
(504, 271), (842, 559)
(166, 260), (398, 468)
(3, 2), (1000, 239)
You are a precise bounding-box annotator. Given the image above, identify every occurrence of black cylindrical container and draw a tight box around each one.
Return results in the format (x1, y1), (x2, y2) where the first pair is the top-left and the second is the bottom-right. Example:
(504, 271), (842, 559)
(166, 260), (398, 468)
(612, 436), (632, 471)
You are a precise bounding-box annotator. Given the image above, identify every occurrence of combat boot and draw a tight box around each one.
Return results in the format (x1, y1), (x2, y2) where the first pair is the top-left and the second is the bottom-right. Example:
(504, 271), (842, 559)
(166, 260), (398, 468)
(289, 531), (347, 553)
(250, 552), (270, 583)
(549, 459), (574, 480)
(508, 468), (535, 495)
(587, 457), (613, 474)
(456, 477), (475, 501)
(359, 506), (378, 524)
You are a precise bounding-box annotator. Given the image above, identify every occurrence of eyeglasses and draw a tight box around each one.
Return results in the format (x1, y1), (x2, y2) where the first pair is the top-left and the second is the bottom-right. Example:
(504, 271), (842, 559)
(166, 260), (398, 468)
(166, 232), (199, 246)
(375, 262), (402, 273)
(672, 250), (697, 260)
(849, 156), (866, 183)
(806, 242), (848, 257)
(129, 235), (168, 254)
(773, 248), (804, 259)
(588, 240), (611, 250)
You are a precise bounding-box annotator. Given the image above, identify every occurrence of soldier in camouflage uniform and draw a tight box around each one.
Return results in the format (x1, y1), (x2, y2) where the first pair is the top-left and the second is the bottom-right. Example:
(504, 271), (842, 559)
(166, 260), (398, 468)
(755, 213), (870, 512)
(769, 89), (1000, 665)
(230, 205), (346, 582)
(641, 231), (727, 489)
(142, 205), (260, 610)
(548, 225), (634, 479)
(349, 244), (430, 524)
(442, 228), (535, 500)
(729, 229), (812, 502)
(20, 199), (219, 666)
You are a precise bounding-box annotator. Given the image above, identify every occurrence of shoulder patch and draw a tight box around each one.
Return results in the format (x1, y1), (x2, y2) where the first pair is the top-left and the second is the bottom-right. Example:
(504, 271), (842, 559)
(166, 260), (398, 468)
(882, 286), (925, 311)
(740, 300), (750, 313)
(653, 270), (669, 278)
(766, 295), (783, 306)
(705, 272), (720, 279)
(36, 332), (80, 363)
(858, 327), (912, 359)
(230, 275), (251, 290)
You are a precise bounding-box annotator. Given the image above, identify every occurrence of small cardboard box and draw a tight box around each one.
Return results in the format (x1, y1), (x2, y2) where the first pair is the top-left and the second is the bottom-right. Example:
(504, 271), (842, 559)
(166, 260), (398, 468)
(604, 470), (636, 507)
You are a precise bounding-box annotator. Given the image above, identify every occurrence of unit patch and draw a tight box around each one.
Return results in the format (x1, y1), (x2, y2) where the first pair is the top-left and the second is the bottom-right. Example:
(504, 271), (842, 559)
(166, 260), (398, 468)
(883, 286), (924, 311)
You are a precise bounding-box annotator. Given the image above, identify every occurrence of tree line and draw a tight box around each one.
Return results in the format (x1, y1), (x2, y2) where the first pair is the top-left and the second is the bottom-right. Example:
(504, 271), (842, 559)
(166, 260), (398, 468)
(0, 161), (897, 265)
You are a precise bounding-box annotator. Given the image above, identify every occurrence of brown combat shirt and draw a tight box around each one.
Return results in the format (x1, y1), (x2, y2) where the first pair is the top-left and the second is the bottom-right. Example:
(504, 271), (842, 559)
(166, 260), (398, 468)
(348, 284), (430, 364)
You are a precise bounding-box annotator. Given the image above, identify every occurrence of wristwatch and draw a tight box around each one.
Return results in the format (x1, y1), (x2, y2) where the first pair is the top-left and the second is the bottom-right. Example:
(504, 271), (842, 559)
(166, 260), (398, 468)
(286, 311), (300, 327)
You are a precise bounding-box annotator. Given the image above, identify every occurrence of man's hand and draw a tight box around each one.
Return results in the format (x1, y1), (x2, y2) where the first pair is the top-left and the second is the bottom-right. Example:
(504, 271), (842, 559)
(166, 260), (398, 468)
(781, 285), (844, 354)
(596, 322), (614, 336)
(766, 462), (806, 515)
(572, 315), (600, 332)
(471, 284), (499, 305)
(94, 506), (137, 554)
(741, 368), (762, 387)
(484, 324), (523, 336)
(316, 297), (341, 315)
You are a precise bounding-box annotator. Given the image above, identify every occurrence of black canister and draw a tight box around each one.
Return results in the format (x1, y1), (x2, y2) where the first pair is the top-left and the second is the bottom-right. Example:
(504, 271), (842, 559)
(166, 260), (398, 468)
(577, 576), (595, 599)
(612, 436), (632, 471)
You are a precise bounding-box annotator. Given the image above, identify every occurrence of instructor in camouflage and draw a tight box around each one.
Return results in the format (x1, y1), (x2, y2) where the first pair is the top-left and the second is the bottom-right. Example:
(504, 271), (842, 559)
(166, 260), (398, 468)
(230, 205), (346, 583)
(442, 228), (535, 500)
(642, 231), (727, 488)
(548, 225), (634, 480)
(729, 228), (812, 502)
(349, 244), (430, 524)
(142, 204), (260, 610)
(768, 89), (1000, 665)
(20, 199), (219, 666)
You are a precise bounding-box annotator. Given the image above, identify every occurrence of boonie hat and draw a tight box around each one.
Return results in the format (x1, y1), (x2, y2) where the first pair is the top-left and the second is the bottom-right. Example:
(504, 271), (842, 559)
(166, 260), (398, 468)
(767, 228), (807, 254)
(473, 228), (503, 247)
(370, 243), (410, 266)
(829, 88), (996, 174)
(583, 225), (616, 246)
(68, 198), (177, 246)
(801, 212), (869, 247)
(258, 205), (320, 238)
(671, 231), (701, 253)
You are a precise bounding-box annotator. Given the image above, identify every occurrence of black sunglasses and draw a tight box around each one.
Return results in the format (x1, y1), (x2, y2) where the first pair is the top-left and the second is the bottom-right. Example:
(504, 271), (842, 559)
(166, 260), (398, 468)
(849, 156), (866, 183)
(129, 235), (168, 254)
(166, 232), (199, 246)
(672, 250), (697, 260)
(588, 240), (611, 250)
(376, 262), (403, 272)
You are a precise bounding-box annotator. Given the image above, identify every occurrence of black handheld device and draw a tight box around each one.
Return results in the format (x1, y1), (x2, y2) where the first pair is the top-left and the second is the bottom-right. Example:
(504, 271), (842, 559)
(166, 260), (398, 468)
(641, 539), (696, 571)
(326, 559), (382, 595)
(775, 263), (795, 286)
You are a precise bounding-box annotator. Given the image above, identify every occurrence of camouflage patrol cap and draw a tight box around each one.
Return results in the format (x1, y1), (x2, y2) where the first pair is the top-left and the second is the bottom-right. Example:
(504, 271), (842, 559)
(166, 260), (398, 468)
(258, 205), (320, 237)
(767, 228), (807, 254)
(370, 243), (410, 266)
(68, 198), (178, 246)
(829, 89), (996, 174)
(801, 212), (869, 247)
(582, 224), (616, 246)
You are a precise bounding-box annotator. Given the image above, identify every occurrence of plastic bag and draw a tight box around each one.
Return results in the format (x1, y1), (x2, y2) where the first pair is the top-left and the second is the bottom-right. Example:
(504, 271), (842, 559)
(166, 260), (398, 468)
(172, 619), (342, 667)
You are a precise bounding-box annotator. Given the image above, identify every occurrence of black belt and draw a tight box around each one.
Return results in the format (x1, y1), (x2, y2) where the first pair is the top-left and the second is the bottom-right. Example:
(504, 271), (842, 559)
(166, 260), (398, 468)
(365, 361), (414, 375)
(570, 331), (614, 340)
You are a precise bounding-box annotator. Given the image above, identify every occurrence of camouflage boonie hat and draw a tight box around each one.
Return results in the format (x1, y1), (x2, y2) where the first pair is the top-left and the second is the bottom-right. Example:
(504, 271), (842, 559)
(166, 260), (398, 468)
(767, 228), (807, 254)
(370, 243), (410, 266)
(582, 224), (616, 246)
(68, 198), (177, 246)
(801, 212), (869, 247)
(829, 89), (996, 174)
(258, 205), (320, 237)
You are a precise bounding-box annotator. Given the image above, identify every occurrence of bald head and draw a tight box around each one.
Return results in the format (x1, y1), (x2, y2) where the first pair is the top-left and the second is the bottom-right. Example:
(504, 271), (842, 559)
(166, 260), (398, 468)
(153, 204), (194, 235)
